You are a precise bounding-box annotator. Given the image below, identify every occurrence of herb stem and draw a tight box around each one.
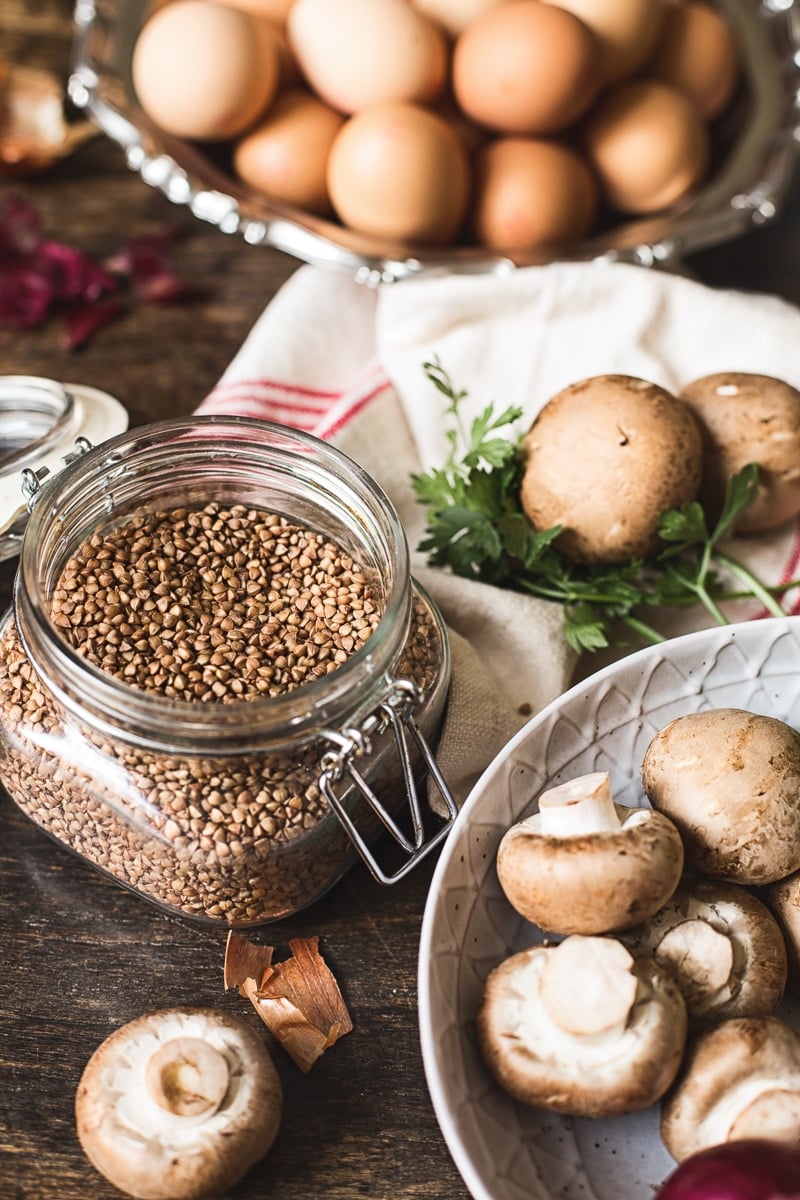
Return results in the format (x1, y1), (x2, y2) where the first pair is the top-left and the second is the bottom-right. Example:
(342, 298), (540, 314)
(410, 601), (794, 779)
(665, 565), (729, 626)
(716, 552), (788, 618)
(619, 614), (666, 645)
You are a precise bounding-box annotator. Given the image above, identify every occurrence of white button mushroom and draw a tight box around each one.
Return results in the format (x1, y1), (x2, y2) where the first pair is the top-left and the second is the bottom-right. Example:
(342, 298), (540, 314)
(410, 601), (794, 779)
(642, 708), (800, 885)
(661, 1015), (800, 1161)
(477, 934), (688, 1117)
(621, 878), (788, 1029)
(75, 1007), (283, 1200)
(496, 771), (684, 934)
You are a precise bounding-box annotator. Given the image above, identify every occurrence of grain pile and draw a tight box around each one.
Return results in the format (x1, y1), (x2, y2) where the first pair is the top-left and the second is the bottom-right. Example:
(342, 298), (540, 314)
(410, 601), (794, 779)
(0, 502), (445, 924)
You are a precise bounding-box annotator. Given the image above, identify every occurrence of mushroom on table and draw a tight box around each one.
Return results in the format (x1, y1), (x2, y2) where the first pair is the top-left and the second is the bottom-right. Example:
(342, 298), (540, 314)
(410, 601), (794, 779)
(75, 1007), (283, 1200)
(519, 374), (703, 565)
(677, 371), (800, 534)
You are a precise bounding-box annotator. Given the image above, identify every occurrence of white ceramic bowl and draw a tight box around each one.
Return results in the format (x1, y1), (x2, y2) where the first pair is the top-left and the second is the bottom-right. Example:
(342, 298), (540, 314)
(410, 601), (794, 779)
(418, 614), (800, 1200)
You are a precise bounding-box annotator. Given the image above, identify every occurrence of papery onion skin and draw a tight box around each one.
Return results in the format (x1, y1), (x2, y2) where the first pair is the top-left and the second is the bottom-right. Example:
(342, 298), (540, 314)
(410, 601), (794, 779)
(656, 1140), (800, 1200)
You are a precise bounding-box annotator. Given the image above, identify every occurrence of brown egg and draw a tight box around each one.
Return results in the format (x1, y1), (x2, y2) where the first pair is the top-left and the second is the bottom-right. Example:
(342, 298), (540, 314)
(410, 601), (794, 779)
(648, 1), (740, 120)
(452, 1), (600, 135)
(541, 0), (667, 84)
(132, 0), (281, 140)
(326, 103), (470, 244)
(473, 137), (598, 251)
(582, 80), (709, 214)
(288, 0), (448, 114)
(233, 89), (344, 213)
(213, 0), (294, 21)
(410, 0), (505, 38)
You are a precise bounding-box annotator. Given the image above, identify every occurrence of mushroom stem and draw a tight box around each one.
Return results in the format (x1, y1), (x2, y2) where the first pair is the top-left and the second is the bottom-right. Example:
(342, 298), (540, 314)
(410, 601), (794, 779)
(537, 772), (622, 837)
(728, 1089), (800, 1141)
(145, 1037), (230, 1118)
(539, 935), (639, 1036)
(654, 918), (734, 1008)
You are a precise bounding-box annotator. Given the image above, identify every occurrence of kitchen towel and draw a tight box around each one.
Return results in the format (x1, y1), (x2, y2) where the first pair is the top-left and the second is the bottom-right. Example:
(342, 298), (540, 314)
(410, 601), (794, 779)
(197, 258), (800, 811)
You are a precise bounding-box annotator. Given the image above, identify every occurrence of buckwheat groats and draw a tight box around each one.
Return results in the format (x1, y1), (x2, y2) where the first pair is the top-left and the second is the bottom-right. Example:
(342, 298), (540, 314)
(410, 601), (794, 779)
(0, 501), (447, 925)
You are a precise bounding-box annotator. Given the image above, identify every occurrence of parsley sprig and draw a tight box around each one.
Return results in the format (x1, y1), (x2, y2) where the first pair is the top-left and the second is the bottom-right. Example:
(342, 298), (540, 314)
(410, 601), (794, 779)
(411, 360), (797, 654)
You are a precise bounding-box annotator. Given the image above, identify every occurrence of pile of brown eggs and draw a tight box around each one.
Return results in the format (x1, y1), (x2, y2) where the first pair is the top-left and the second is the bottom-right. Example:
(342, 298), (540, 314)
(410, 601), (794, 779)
(132, 0), (741, 253)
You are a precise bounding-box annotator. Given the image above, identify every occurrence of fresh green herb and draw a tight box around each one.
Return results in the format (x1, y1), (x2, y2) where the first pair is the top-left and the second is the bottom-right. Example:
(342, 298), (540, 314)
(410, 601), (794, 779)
(410, 359), (798, 654)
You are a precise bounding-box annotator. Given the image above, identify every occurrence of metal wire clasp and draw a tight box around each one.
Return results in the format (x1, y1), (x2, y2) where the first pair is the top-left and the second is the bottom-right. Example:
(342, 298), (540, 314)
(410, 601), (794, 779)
(317, 678), (457, 885)
(20, 436), (94, 511)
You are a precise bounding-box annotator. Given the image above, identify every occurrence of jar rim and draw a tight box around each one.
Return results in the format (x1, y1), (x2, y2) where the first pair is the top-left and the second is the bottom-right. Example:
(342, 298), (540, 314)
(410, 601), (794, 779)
(15, 415), (413, 753)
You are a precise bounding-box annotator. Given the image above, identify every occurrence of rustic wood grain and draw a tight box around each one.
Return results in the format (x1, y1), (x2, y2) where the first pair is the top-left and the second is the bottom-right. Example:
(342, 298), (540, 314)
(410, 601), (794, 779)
(1, 3), (800, 1198)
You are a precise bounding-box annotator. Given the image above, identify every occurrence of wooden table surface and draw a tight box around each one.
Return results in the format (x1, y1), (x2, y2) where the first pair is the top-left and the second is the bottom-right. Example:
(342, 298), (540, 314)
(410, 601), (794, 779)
(2, 3), (800, 1199)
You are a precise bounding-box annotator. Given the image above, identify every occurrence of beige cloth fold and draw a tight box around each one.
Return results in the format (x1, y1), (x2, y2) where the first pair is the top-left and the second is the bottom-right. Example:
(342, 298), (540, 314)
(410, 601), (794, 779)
(197, 259), (800, 810)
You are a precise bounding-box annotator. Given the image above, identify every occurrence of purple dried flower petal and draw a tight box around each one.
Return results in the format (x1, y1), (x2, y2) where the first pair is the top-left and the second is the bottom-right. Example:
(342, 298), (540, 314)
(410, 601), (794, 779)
(34, 239), (118, 302)
(0, 193), (42, 258)
(0, 195), (194, 347)
(0, 263), (53, 326)
(60, 299), (125, 351)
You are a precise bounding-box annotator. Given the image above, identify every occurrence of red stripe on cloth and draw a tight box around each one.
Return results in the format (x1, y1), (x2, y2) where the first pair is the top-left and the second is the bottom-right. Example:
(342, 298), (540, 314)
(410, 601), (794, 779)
(198, 396), (328, 430)
(781, 518), (800, 615)
(313, 379), (394, 440)
(207, 376), (341, 403)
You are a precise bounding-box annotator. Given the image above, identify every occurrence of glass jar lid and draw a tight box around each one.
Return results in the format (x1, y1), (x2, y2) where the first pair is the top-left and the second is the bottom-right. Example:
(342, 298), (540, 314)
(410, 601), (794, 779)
(0, 375), (129, 561)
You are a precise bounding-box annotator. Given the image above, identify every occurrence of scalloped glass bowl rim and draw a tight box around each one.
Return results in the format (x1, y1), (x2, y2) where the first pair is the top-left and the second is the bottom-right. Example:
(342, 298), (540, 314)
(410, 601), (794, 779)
(68, 0), (800, 283)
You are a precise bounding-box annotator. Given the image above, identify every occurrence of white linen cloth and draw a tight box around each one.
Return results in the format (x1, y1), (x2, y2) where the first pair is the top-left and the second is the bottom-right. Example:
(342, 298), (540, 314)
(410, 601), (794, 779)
(196, 259), (800, 809)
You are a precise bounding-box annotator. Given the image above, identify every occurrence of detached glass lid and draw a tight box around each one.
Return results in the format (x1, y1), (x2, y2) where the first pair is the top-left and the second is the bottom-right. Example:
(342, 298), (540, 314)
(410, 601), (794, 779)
(0, 375), (129, 561)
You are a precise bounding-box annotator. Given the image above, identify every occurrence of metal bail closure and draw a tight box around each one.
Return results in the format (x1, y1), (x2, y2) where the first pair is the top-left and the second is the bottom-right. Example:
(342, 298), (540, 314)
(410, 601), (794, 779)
(317, 677), (457, 885)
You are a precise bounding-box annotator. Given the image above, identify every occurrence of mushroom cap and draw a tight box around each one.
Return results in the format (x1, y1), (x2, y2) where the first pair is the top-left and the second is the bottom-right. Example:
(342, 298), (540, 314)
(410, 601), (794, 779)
(622, 877), (787, 1028)
(763, 869), (800, 985)
(520, 374), (703, 564)
(642, 708), (800, 885)
(678, 372), (800, 534)
(660, 1015), (800, 1161)
(477, 938), (687, 1118)
(496, 802), (684, 935)
(75, 1007), (283, 1200)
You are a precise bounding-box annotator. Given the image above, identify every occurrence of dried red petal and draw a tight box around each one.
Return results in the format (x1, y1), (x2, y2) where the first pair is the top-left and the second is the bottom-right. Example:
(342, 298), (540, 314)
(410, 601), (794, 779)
(60, 299), (124, 351)
(0, 262), (52, 326)
(34, 240), (118, 303)
(0, 195), (194, 347)
(105, 227), (194, 303)
(0, 193), (42, 257)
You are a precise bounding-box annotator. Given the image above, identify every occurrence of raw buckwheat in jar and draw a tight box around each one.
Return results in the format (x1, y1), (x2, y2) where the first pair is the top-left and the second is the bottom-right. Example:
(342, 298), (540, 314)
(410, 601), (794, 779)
(0, 413), (452, 926)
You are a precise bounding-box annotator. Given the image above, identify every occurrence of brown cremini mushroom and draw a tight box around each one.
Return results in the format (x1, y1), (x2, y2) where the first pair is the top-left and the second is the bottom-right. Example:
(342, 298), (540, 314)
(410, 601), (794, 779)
(478, 934), (688, 1117)
(661, 1015), (800, 1161)
(642, 708), (800, 885)
(621, 878), (788, 1029)
(520, 374), (703, 564)
(678, 372), (800, 534)
(75, 1007), (282, 1200)
(496, 771), (684, 934)
(763, 869), (800, 987)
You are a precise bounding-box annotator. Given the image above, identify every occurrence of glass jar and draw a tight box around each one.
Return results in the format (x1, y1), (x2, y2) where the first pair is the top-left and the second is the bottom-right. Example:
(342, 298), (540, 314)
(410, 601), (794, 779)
(0, 413), (453, 926)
